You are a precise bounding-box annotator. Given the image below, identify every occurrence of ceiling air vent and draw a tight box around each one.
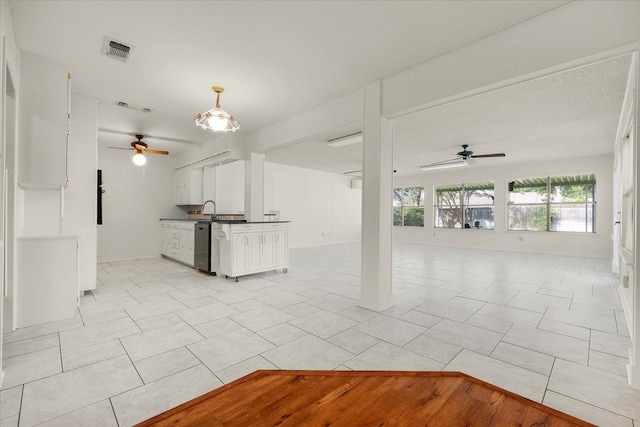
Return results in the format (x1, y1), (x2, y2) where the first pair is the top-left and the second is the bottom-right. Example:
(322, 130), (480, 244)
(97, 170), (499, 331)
(104, 37), (132, 62)
(115, 101), (152, 113)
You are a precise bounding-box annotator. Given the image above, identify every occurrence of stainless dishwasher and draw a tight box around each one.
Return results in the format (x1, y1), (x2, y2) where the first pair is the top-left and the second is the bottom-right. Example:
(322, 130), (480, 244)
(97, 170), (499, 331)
(194, 221), (214, 274)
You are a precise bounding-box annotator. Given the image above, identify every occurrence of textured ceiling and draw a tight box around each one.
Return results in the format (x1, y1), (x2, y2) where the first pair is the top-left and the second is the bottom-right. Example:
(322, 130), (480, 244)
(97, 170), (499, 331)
(8, 0), (569, 154)
(265, 54), (632, 177)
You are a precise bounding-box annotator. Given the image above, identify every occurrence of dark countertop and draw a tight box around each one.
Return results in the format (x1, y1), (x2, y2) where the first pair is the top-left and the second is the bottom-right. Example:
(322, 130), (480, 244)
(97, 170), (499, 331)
(160, 218), (290, 224)
(221, 221), (291, 224)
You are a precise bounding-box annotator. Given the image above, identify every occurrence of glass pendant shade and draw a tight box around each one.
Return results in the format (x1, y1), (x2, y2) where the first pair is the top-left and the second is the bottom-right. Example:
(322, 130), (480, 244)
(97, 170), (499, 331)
(194, 86), (240, 133)
(207, 109), (229, 130)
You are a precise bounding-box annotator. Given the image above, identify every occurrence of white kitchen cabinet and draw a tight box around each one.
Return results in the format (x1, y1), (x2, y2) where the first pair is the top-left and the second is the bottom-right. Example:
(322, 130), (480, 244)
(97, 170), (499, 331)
(18, 51), (68, 186)
(17, 236), (79, 328)
(262, 231), (276, 269)
(162, 222), (180, 259)
(160, 224), (168, 256)
(231, 233), (249, 274)
(203, 167), (216, 203)
(215, 222), (289, 281)
(247, 231), (276, 271)
(274, 229), (288, 266)
(173, 168), (203, 205)
(173, 170), (182, 205)
(160, 220), (196, 266)
(215, 161), (245, 214)
(179, 226), (194, 265)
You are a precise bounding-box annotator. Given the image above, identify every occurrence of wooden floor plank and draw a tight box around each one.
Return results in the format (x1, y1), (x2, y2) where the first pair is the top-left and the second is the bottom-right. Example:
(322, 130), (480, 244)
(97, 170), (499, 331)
(135, 371), (596, 427)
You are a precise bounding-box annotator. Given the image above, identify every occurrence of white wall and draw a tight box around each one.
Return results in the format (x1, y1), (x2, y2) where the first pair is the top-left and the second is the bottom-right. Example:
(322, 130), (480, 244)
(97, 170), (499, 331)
(392, 154), (613, 259)
(264, 162), (361, 248)
(97, 145), (182, 262)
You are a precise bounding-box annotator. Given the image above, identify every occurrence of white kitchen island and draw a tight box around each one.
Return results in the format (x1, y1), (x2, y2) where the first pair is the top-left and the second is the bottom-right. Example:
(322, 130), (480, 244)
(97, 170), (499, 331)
(214, 221), (289, 282)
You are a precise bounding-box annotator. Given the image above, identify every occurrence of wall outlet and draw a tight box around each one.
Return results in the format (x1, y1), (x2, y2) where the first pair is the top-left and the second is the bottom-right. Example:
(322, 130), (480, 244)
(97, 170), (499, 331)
(519, 236), (524, 242)
(321, 232), (325, 237)
(432, 232), (436, 237)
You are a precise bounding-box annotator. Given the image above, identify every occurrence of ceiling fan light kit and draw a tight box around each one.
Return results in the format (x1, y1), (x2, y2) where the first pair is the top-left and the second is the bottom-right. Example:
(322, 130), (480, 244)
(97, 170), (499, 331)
(195, 86), (240, 133)
(132, 152), (146, 166)
(107, 134), (169, 166)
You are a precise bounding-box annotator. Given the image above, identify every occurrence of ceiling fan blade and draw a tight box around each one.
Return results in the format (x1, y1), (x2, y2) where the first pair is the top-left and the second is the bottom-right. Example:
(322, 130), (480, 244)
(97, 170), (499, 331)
(427, 158), (462, 166)
(145, 149), (169, 155)
(472, 153), (506, 158)
(107, 146), (134, 151)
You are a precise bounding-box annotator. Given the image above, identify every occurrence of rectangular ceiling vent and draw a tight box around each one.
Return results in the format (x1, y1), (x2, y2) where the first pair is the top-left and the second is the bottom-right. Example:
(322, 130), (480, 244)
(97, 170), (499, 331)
(115, 101), (152, 113)
(104, 37), (132, 62)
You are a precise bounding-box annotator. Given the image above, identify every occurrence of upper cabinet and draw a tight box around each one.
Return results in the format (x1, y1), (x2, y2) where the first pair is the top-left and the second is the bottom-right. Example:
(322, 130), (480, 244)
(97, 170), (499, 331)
(18, 50), (69, 186)
(174, 167), (203, 205)
(215, 160), (245, 213)
(173, 160), (245, 212)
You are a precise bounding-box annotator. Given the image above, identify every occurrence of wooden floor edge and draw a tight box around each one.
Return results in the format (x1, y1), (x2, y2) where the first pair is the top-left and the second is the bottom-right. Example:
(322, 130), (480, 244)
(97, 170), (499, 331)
(133, 370), (596, 427)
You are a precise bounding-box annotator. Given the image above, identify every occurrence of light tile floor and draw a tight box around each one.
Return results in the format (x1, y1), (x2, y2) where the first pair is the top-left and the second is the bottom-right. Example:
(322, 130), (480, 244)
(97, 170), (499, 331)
(2, 243), (640, 426)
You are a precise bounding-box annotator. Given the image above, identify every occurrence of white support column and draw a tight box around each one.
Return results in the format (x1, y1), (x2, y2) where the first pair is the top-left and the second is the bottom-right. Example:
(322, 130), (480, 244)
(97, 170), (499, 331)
(629, 55), (640, 389)
(359, 81), (394, 311)
(244, 152), (265, 222)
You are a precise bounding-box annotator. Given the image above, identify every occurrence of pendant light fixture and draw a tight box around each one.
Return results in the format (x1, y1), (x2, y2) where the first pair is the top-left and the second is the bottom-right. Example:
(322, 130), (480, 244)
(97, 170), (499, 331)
(194, 86), (240, 133)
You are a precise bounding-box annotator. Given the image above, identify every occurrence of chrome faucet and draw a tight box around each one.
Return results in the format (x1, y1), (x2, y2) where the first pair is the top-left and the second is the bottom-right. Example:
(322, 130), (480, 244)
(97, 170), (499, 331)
(201, 200), (216, 219)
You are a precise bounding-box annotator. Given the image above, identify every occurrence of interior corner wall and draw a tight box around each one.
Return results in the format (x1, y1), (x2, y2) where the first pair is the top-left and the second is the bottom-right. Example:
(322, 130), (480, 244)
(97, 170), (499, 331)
(392, 154), (613, 259)
(97, 146), (182, 262)
(264, 162), (361, 248)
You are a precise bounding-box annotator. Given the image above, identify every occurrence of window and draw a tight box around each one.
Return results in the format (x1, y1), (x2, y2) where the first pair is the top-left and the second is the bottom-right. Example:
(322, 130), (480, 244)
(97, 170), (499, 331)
(507, 174), (596, 233)
(393, 187), (424, 227)
(434, 182), (494, 229)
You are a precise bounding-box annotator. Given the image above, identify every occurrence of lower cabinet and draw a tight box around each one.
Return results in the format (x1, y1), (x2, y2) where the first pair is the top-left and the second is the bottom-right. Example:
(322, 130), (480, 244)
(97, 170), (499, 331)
(160, 220), (196, 266)
(216, 222), (289, 281)
(274, 230), (288, 267)
(180, 228), (195, 265)
(17, 236), (79, 328)
(232, 233), (249, 274)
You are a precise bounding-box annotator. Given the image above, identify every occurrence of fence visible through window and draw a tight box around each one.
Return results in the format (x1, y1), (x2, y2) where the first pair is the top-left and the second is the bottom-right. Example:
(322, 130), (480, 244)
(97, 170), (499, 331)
(507, 174), (596, 233)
